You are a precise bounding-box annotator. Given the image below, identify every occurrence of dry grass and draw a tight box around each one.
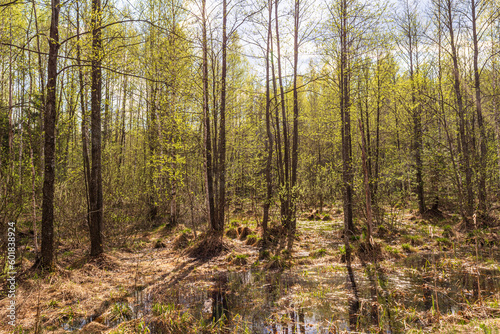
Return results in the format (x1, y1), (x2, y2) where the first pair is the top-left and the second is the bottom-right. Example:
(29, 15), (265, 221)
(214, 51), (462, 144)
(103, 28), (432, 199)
(1, 207), (499, 333)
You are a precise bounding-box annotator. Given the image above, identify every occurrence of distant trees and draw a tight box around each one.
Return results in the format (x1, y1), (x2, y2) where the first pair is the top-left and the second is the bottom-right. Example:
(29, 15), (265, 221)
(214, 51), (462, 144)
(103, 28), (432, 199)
(325, 0), (381, 258)
(3, 0), (500, 269)
(394, 0), (426, 215)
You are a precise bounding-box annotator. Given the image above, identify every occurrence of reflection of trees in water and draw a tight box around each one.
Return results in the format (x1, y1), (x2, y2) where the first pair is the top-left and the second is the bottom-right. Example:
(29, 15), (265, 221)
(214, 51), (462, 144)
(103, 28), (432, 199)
(211, 272), (229, 323)
(375, 264), (394, 333)
(346, 263), (360, 330)
(364, 264), (379, 327)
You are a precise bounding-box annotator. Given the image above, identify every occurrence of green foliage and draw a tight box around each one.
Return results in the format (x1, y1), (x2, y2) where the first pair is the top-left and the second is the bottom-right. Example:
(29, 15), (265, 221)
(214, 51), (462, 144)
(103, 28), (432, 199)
(111, 302), (132, 320)
(385, 245), (400, 255)
(401, 243), (414, 253)
(312, 248), (328, 258)
(152, 303), (176, 316)
(436, 237), (452, 247)
(402, 234), (423, 246)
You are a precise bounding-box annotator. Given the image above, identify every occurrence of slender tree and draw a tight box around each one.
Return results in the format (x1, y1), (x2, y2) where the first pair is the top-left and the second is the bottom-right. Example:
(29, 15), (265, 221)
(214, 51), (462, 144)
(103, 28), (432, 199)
(39, 0), (61, 269)
(89, 0), (104, 256)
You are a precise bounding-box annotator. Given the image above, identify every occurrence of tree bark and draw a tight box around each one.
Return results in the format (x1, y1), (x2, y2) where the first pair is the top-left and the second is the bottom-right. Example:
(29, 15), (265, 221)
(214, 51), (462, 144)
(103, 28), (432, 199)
(359, 119), (373, 244)
(202, 0), (216, 232)
(275, 0), (291, 236)
(89, 0), (104, 256)
(40, 0), (61, 269)
(340, 0), (355, 237)
(445, 0), (474, 221)
(471, 0), (487, 216)
(262, 0), (273, 250)
(216, 0), (228, 233)
(288, 0), (300, 251)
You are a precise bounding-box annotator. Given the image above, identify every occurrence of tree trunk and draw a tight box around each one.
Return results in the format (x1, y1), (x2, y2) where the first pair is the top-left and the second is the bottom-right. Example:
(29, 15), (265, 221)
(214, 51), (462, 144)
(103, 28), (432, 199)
(446, 1), (474, 222)
(471, 0), (487, 216)
(89, 0), (104, 256)
(76, 2), (92, 236)
(340, 0), (355, 237)
(262, 0), (273, 251)
(359, 119), (373, 244)
(288, 0), (300, 251)
(118, 75), (128, 171)
(202, 0), (216, 231)
(40, 0), (61, 269)
(216, 0), (228, 234)
(275, 0), (291, 235)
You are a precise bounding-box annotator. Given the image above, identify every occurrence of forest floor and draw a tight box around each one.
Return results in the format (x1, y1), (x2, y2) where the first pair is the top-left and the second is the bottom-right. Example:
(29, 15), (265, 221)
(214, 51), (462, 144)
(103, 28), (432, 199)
(1, 206), (500, 333)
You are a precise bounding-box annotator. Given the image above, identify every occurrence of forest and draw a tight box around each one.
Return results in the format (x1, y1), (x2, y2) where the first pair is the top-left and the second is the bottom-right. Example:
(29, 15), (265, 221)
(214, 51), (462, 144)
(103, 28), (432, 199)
(1, 0), (500, 332)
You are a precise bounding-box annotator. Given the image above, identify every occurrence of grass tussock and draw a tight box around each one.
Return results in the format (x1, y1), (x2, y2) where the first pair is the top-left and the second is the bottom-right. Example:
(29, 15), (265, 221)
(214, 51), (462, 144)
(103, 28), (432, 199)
(173, 232), (190, 250)
(187, 233), (229, 259)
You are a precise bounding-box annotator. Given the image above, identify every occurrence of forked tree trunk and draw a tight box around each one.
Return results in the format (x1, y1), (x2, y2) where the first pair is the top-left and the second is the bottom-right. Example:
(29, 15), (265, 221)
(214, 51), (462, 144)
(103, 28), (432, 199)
(202, 0), (216, 232)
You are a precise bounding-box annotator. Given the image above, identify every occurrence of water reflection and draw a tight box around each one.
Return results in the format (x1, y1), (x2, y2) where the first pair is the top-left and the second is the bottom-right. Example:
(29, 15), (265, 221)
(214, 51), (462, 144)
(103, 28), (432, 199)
(63, 260), (500, 333)
(211, 272), (229, 322)
(346, 263), (360, 331)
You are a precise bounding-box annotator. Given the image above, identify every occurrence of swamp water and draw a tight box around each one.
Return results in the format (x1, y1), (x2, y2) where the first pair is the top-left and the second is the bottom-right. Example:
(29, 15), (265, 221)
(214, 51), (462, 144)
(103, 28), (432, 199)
(63, 257), (500, 333)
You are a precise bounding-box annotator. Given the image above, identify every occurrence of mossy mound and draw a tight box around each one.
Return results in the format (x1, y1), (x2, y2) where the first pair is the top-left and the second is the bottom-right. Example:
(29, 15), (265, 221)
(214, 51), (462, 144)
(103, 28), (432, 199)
(225, 228), (238, 239)
(173, 233), (190, 250)
(187, 234), (228, 259)
(238, 226), (252, 240)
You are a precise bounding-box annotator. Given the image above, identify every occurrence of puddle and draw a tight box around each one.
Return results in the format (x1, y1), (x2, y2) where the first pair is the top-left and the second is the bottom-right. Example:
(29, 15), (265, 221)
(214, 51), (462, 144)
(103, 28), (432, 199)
(61, 317), (91, 331)
(60, 288), (152, 332)
(61, 261), (500, 333)
(147, 263), (500, 333)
